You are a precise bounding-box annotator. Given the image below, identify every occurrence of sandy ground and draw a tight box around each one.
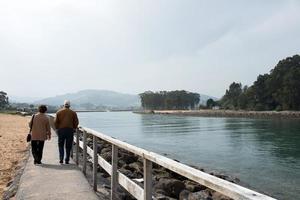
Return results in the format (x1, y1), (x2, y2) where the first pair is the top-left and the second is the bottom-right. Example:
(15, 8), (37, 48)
(0, 114), (29, 197)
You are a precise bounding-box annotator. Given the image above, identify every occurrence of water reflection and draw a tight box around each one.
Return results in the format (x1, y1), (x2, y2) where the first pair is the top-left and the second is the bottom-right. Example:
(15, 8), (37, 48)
(140, 114), (200, 135)
(224, 118), (300, 160)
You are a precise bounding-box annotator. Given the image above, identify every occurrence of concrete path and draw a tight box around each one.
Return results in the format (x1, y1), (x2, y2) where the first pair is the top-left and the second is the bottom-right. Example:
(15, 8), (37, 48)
(16, 133), (99, 200)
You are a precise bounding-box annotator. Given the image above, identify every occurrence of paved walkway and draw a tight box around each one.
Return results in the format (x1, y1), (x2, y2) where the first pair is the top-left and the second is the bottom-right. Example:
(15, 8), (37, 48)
(16, 132), (99, 200)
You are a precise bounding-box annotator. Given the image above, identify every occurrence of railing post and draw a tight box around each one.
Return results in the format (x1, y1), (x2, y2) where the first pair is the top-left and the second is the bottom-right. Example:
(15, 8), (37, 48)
(70, 139), (74, 159)
(93, 135), (98, 191)
(82, 130), (87, 175)
(75, 129), (79, 165)
(144, 158), (152, 200)
(111, 144), (118, 200)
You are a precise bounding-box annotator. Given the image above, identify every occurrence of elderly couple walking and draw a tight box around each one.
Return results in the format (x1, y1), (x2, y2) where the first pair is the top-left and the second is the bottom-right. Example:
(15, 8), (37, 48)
(29, 100), (79, 165)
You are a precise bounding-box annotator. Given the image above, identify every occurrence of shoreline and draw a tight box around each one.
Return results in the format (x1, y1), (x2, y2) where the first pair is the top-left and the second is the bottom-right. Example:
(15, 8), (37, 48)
(134, 109), (300, 119)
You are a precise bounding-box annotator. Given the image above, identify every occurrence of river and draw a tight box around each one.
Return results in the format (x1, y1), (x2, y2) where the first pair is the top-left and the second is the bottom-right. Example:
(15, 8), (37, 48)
(78, 111), (300, 199)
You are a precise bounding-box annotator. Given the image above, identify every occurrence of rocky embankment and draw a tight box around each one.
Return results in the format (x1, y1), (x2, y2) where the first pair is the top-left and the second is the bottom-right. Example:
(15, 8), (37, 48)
(79, 134), (238, 200)
(134, 110), (300, 119)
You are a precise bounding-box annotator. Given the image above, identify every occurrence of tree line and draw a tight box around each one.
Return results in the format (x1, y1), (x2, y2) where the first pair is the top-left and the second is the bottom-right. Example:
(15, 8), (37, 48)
(139, 90), (200, 110)
(0, 91), (9, 110)
(219, 55), (300, 111)
(0, 91), (59, 113)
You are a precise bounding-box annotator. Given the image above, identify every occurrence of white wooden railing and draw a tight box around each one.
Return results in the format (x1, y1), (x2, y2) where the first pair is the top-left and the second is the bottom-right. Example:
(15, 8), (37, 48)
(73, 127), (276, 200)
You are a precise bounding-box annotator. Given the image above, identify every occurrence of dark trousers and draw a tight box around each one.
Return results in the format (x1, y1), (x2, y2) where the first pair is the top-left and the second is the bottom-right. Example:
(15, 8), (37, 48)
(57, 128), (74, 162)
(31, 140), (45, 163)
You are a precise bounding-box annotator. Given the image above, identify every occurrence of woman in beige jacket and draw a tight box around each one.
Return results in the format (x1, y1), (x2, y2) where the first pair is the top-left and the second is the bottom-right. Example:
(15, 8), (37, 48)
(29, 105), (51, 164)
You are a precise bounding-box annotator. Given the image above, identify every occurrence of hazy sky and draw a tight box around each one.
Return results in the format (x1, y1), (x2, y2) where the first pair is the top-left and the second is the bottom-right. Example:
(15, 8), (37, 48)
(1, 0), (299, 98)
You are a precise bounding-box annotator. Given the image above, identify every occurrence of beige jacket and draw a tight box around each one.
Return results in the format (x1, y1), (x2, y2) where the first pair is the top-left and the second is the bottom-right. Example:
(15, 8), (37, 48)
(29, 113), (51, 141)
(54, 108), (79, 129)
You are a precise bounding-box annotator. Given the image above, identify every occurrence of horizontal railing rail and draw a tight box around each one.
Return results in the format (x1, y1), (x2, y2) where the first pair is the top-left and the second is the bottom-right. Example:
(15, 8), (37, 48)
(74, 126), (276, 200)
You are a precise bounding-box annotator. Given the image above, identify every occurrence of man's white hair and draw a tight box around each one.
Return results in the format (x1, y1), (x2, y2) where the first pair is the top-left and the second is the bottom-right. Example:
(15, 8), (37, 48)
(64, 100), (71, 107)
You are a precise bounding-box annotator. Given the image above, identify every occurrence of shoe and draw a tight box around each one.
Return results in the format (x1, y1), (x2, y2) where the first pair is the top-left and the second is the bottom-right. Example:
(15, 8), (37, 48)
(37, 161), (42, 164)
(65, 161), (69, 164)
(34, 161), (37, 165)
(59, 160), (63, 164)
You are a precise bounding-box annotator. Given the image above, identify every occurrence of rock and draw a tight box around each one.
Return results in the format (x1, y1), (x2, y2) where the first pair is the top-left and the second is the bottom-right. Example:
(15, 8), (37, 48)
(87, 160), (93, 168)
(118, 159), (127, 167)
(119, 168), (136, 179)
(115, 190), (136, 200)
(113, 184), (137, 200)
(188, 190), (213, 200)
(154, 178), (185, 198)
(86, 137), (93, 146)
(153, 168), (171, 180)
(155, 188), (168, 196)
(208, 172), (239, 184)
(167, 170), (186, 181)
(101, 171), (110, 178)
(120, 164), (143, 179)
(211, 191), (232, 200)
(119, 152), (139, 164)
(128, 162), (143, 173)
(100, 142), (111, 149)
(97, 165), (104, 173)
(102, 152), (112, 162)
(179, 189), (191, 200)
(155, 194), (177, 200)
(101, 147), (111, 154)
(183, 180), (206, 192)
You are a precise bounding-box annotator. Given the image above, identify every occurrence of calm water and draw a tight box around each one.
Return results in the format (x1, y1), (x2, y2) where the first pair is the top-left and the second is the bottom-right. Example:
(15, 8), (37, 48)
(78, 112), (300, 199)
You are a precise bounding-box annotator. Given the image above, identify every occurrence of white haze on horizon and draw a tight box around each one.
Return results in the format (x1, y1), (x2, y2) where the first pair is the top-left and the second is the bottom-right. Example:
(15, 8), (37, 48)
(0, 0), (300, 99)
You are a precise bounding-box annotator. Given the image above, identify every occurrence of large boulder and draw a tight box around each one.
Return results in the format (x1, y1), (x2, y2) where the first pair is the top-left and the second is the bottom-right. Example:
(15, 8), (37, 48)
(211, 191), (232, 200)
(188, 190), (213, 200)
(154, 178), (185, 198)
(119, 152), (139, 164)
(179, 190), (191, 200)
(153, 168), (171, 180)
(183, 180), (206, 192)
(128, 162), (143, 173)
(155, 195), (177, 200)
(156, 195), (177, 200)
(102, 152), (112, 162)
(120, 163), (143, 179)
(100, 147), (111, 155)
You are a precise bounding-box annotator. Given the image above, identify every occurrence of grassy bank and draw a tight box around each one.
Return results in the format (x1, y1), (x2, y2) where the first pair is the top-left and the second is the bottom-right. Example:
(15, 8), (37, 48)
(134, 109), (300, 119)
(0, 114), (29, 198)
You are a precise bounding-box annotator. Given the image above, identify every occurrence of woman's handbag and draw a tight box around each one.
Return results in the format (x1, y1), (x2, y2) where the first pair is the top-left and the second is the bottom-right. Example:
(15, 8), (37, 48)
(26, 133), (31, 142)
(27, 115), (35, 142)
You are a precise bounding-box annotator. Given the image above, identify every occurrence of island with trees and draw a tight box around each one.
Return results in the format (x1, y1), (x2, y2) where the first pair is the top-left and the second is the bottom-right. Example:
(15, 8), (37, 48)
(139, 90), (200, 110)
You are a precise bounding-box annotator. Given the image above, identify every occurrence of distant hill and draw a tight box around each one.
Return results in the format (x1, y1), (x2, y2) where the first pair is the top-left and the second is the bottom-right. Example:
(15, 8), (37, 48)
(31, 89), (217, 109)
(9, 96), (42, 104)
(34, 90), (140, 109)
